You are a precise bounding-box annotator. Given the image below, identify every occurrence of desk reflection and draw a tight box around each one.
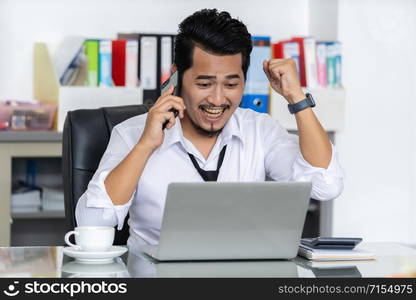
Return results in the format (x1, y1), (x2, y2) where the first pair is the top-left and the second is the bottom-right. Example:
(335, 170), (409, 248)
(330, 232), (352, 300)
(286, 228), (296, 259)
(294, 258), (363, 278)
(126, 250), (300, 278)
(0, 247), (59, 277)
(61, 257), (130, 278)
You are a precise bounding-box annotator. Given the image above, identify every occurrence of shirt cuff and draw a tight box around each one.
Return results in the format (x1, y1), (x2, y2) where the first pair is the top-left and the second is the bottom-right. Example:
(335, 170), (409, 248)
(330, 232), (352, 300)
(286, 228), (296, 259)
(85, 169), (134, 230)
(291, 144), (344, 200)
(292, 144), (343, 179)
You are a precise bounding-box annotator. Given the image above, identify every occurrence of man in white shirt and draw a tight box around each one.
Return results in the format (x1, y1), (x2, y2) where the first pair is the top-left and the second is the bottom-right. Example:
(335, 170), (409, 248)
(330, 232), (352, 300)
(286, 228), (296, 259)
(76, 9), (344, 247)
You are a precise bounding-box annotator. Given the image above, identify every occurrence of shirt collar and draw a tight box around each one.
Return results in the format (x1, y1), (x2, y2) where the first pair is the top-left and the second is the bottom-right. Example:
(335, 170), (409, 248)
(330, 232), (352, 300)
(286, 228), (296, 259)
(157, 112), (244, 154)
(219, 112), (244, 148)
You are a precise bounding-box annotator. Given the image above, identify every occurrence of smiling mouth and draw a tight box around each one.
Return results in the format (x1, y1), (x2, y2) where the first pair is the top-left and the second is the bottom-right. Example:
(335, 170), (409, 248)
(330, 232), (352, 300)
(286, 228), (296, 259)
(199, 105), (230, 119)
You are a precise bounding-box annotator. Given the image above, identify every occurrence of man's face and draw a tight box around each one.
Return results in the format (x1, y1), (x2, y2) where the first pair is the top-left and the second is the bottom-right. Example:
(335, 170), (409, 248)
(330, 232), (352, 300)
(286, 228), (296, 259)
(180, 46), (245, 136)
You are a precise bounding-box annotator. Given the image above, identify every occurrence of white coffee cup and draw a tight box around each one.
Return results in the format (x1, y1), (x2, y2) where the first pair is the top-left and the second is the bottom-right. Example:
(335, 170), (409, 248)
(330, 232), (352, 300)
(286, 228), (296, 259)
(64, 226), (115, 252)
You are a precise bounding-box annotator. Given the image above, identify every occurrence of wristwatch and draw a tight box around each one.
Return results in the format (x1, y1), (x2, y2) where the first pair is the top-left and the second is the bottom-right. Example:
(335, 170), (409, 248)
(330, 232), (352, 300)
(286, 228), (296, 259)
(287, 93), (316, 114)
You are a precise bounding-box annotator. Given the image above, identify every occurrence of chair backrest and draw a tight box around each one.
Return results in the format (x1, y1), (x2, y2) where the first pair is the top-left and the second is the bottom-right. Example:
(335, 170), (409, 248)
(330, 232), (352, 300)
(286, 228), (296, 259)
(62, 104), (149, 245)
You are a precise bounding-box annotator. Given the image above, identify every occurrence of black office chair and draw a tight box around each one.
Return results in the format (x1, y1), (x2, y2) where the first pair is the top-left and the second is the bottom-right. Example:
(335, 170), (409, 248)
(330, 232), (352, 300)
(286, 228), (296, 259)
(62, 104), (149, 245)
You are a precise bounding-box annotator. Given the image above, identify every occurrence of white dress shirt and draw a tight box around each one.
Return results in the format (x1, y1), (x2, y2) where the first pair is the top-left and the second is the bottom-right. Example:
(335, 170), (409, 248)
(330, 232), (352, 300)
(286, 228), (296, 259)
(76, 107), (344, 248)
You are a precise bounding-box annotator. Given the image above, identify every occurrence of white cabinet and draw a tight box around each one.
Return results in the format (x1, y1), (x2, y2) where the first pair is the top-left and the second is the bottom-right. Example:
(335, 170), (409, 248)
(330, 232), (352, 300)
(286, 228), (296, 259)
(0, 132), (62, 246)
(270, 88), (346, 132)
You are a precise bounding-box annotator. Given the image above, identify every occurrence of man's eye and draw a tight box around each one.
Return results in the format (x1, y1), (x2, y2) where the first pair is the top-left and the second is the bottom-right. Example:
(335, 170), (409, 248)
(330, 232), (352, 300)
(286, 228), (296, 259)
(226, 83), (239, 88)
(197, 83), (211, 88)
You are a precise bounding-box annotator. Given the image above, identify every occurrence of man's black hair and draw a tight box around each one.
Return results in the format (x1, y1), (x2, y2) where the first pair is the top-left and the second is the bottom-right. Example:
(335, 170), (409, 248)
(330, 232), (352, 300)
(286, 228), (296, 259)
(174, 9), (253, 80)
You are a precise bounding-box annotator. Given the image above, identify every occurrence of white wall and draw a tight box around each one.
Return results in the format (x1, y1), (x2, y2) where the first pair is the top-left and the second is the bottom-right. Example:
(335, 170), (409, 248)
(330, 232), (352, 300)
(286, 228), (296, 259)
(0, 0), (308, 99)
(333, 0), (416, 244)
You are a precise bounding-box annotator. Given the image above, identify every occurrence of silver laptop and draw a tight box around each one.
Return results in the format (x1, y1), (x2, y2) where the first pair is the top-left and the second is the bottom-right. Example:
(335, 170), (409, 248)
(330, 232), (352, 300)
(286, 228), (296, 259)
(142, 182), (312, 261)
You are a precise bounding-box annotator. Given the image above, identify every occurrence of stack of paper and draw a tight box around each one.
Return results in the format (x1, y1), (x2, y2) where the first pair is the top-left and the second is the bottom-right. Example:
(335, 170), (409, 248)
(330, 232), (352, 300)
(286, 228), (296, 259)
(298, 244), (375, 261)
(42, 187), (64, 211)
(11, 189), (41, 212)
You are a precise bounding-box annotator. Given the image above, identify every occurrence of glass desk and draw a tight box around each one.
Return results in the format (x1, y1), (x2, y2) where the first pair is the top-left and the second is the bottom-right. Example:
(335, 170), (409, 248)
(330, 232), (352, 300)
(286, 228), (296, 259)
(0, 243), (415, 278)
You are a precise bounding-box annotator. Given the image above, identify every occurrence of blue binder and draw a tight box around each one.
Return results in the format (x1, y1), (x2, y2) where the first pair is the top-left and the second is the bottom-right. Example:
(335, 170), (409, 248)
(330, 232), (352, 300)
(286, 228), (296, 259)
(99, 40), (113, 87)
(240, 36), (271, 113)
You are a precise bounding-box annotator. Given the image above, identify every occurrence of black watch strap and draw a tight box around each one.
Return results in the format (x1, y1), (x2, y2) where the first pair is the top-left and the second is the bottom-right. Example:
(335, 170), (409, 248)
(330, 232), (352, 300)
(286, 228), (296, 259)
(288, 93), (316, 114)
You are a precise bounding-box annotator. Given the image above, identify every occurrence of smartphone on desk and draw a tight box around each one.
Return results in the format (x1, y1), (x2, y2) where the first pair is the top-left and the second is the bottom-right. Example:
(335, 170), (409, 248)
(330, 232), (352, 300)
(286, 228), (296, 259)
(160, 71), (180, 130)
(300, 237), (363, 250)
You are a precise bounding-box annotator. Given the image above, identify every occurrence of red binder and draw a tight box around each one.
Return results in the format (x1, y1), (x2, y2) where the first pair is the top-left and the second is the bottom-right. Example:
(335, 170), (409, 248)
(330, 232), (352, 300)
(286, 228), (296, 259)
(272, 40), (291, 59)
(290, 37), (307, 87)
(291, 36), (318, 88)
(112, 40), (127, 86)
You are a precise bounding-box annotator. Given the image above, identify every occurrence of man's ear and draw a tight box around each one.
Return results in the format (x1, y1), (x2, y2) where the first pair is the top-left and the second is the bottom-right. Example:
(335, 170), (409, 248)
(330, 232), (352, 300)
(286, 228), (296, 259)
(170, 64), (177, 74)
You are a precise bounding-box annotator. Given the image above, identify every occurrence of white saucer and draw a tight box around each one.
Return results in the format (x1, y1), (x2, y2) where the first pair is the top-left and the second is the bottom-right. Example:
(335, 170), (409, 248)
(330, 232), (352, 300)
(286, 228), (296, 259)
(63, 246), (128, 264)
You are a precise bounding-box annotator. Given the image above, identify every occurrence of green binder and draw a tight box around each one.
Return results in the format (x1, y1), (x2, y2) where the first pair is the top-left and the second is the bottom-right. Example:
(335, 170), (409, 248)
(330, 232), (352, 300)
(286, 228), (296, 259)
(84, 40), (99, 86)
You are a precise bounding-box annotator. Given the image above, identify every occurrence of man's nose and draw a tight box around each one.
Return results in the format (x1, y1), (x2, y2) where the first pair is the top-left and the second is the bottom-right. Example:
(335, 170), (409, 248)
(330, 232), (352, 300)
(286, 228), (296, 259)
(208, 86), (226, 106)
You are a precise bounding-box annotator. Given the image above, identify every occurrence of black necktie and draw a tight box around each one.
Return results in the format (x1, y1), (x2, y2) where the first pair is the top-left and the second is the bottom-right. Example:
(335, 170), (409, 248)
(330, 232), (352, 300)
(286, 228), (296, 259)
(188, 145), (227, 182)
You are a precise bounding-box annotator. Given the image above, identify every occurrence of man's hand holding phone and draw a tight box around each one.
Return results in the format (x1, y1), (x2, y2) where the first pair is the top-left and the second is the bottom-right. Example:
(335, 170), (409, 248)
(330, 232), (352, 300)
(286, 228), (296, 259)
(105, 82), (184, 206)
(138, 84), (186, 152)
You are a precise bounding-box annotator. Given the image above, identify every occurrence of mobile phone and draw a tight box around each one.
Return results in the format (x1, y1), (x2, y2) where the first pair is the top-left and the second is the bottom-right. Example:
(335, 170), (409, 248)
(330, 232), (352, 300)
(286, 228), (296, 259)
(160, 71), (180, 130)
(300, 237), (362, 250)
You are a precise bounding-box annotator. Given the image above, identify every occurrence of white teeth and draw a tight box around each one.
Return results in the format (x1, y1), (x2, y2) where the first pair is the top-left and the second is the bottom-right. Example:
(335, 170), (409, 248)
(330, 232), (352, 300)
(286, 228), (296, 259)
(201, 107), (224, 119)
(202, 107), (224, 114)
